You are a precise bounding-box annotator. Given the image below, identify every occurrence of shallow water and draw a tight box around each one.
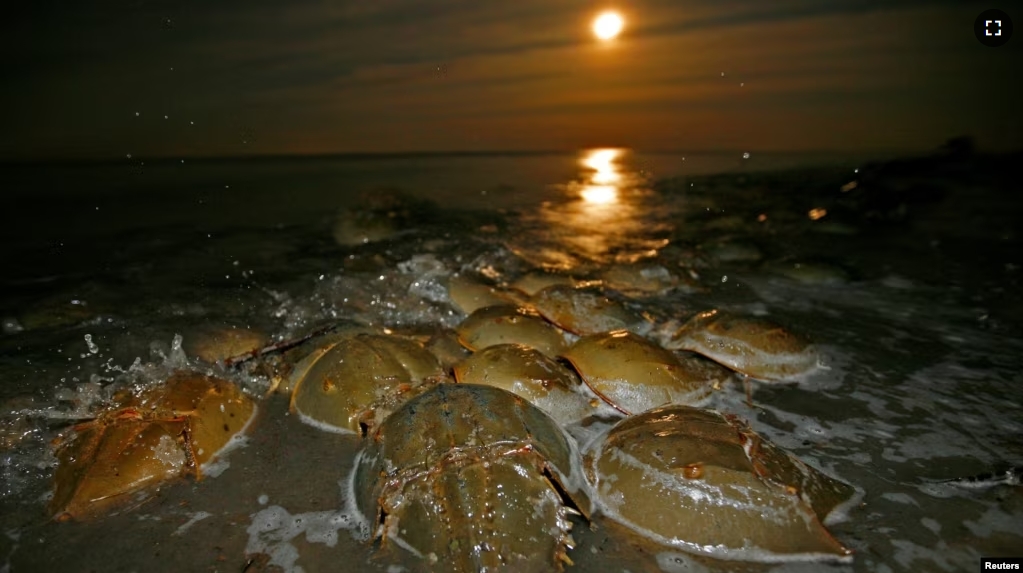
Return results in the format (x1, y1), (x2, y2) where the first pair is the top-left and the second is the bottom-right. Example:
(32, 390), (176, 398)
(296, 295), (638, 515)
(1, 148), (1021, 572)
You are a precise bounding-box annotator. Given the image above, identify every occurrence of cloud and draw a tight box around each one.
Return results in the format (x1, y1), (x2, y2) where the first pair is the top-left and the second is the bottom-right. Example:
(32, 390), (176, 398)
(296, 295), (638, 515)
(0, 0), (1017, 157)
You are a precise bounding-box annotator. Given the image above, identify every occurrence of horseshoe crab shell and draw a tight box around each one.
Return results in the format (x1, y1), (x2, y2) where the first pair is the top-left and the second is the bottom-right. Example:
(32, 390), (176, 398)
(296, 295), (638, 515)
(562, 331), (728, 415)
(452, 344), (601, 425)
(600, 263), (679, 296)
(447, 273), (525, 314)
(265, 321), (381, 394)
(455, 305), (568, 357)
(664, 309), (821, 382)
(50, 372), (256, 521)
(585, 405), (855, 562)
(183, 325), (268, 364)
(354, 384), (592, 572)
(531, 285), (650, 336)
(509, 272), (578, 296)
(289, 333), (443, 434)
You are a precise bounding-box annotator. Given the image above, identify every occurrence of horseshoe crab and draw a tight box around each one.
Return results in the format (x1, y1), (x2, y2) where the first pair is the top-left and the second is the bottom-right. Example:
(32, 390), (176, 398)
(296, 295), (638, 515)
(562, 331), (730, 415)
(184, 325), (268, 364)
(242, 320), (381, 387)
(50, 371), (256, 521)
(354, 383), (592, 572)
(452, 344), (601, 425)
(289, 333), (445, 435)
(509, 272), (578, 296)
(664, 309), (821, 382)
(423, 326), (473, 370)
(600, 263), (679, 295)
(447, 273), (525, 314)
(584, 405), (855, 561)
(531, 284), (650, 336)
(455, 305), (568, 357)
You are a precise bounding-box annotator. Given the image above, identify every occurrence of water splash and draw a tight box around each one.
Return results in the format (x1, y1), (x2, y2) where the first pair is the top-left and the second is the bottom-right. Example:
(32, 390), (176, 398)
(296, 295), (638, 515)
(83, 334), (99, 354)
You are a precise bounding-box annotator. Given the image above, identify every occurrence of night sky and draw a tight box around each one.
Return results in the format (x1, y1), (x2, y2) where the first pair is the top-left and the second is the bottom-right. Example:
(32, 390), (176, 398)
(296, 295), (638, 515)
(3, 0), (1020, 160)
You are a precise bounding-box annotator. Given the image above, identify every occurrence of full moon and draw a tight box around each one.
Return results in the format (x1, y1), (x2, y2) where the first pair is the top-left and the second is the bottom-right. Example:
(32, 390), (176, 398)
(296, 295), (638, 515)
(592, 11), (624, 40)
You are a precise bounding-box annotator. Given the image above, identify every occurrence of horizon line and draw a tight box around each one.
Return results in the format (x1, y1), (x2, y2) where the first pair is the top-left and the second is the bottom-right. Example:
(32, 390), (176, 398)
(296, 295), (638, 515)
(0, 146), (928, 166)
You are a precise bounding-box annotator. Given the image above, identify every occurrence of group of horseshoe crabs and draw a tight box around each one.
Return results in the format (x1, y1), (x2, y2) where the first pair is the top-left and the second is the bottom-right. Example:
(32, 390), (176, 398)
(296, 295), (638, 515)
(46, 269), (855, 570)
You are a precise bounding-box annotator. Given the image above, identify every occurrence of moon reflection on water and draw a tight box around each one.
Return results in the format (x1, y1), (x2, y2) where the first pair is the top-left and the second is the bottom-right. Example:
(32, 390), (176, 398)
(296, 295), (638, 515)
(511, 148), (673, 270)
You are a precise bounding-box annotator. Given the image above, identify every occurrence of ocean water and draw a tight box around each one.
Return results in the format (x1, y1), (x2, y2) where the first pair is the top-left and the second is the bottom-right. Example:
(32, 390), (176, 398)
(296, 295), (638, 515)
(1, 148), (1021, 572)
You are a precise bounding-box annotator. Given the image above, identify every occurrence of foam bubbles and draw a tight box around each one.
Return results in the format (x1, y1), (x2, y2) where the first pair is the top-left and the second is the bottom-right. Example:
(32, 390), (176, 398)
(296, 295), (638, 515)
(172, 511), (212, 536)
(245, 505), (368, 573)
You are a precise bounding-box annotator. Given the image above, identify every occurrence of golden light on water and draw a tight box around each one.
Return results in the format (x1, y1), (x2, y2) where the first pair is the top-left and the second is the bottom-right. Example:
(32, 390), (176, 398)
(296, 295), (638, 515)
(508, 148), (672, 271)
(583, 148), (617, 171)
(538, 148), (645, 264)
(581, 185), (617, 204)
(582, 148), (622, 190)
(579, 148), (623, 206)
(593, 11), (624, 40)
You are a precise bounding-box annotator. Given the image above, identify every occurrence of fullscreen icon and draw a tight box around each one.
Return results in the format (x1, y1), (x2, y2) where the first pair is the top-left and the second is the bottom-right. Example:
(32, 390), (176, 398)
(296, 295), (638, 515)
(974, 9), (1013, 47)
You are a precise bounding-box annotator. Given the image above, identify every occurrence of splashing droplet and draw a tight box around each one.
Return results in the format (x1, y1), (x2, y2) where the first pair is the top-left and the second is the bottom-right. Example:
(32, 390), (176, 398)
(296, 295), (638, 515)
(84, 334), (99, 354)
